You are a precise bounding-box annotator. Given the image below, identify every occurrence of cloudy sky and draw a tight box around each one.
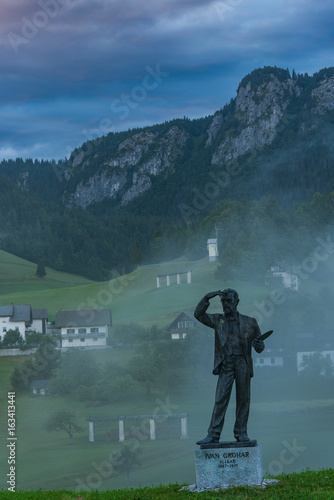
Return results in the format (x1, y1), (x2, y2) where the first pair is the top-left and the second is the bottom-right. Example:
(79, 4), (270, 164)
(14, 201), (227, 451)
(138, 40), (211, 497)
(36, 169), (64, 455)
(0, 0), (333, 161)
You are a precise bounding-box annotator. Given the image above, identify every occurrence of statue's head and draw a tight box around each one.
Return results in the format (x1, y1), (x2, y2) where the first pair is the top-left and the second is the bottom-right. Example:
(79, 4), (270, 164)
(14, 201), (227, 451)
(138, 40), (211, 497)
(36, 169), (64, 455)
(220, 288), (239, 316)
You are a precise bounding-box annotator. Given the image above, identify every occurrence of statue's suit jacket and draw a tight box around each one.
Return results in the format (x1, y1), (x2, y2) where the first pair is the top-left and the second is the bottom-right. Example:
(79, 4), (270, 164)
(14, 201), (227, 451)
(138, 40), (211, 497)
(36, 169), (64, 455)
(194, 297), (263, 377)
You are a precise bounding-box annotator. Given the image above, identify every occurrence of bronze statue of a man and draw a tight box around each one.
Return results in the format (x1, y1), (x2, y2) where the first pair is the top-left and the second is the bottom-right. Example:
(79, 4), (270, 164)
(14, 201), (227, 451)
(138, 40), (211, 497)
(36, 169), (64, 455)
(194, 288), (265, 445)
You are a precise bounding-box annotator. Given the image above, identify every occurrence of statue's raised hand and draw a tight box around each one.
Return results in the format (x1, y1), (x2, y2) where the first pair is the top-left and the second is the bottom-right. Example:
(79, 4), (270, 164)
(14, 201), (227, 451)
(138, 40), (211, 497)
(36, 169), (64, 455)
(205, 290), (223, 301)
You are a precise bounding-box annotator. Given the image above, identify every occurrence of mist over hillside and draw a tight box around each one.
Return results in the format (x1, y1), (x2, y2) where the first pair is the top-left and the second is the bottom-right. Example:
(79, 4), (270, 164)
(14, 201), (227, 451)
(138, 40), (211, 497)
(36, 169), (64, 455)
(1, 67), (334, 490)
(1, 66), (334, 280)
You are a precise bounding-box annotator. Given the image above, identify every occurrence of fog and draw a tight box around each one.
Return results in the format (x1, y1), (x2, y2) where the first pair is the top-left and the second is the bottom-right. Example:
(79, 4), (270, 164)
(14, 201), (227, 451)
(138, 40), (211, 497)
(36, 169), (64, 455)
(1, 236), (333, 491)
(1, 171), (334, 491)
(2, 62), (334, 495)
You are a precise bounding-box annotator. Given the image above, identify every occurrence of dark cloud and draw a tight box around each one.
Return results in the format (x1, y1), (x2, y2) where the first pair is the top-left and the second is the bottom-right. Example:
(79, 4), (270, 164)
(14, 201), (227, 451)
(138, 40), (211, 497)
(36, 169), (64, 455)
(0, 0), (334, 160)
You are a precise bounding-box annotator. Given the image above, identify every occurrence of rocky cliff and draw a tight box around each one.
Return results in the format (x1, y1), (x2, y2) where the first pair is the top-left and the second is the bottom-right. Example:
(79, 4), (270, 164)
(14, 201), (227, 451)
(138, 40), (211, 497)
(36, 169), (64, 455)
(66, 126), (188, 208)
(52, 67), (334, 209)
(211, 75), (301, 165)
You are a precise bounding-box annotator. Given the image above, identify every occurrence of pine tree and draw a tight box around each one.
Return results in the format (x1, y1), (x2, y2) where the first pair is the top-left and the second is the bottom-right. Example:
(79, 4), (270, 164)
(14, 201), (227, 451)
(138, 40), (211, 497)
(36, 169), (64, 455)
(36, 259), (46, 278)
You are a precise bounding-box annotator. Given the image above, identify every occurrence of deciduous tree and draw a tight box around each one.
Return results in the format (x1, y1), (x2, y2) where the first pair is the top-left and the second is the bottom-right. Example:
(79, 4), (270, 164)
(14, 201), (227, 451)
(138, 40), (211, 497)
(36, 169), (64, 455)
(114, 444), (143, 479)
(44, 410), (83, 444)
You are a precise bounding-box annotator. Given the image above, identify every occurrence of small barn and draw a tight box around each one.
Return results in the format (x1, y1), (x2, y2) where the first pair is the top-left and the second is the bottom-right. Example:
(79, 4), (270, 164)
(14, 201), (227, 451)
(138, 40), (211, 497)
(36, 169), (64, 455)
(30, 379), (50, 396)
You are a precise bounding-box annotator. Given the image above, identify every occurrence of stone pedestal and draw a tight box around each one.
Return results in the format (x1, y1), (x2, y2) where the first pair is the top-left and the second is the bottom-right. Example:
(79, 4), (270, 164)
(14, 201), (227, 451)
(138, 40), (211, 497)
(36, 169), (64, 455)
(195, 441), (263, 490)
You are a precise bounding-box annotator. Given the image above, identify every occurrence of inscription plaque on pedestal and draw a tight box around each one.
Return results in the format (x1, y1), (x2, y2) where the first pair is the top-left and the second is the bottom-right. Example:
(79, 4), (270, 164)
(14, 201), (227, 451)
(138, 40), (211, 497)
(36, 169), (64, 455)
(195, 443), (263, 490)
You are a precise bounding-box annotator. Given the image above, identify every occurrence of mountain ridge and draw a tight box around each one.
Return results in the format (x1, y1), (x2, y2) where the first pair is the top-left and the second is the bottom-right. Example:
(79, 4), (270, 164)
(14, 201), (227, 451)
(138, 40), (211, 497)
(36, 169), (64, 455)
(59, 65), (334, 211)
(1, 65), (334, 279)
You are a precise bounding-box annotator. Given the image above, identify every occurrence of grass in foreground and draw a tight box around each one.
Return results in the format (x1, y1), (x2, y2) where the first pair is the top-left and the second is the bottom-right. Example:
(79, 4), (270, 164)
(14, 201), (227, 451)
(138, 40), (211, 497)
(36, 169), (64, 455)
(1, 469), (334, 499)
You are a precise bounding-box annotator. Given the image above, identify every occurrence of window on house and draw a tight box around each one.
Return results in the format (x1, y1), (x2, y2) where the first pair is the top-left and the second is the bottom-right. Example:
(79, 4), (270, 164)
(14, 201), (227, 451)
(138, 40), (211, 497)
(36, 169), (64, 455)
(93, 338), (98, 341)
(2, 327), (6, 332)
(185, 321), (194, 328)
(78, 328), (86, 334)
(15, 327), (19, 331)
(90, 328), (99, 333)
(80, 338), (85, 342)
(67, 328), (75, 334)
(68, 339), (73, 343)
(177, 322), (183, 328)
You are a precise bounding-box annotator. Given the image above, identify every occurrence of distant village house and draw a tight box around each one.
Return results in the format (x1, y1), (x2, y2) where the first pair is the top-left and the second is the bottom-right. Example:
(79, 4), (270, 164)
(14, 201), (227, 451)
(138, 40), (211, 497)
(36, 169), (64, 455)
(30, 379), (50, 396)
(266, 263), (299, 291)
(0, 304), (48, 341)
(254, 349), (284, 369)
(166, 311), (201, 340)
(55, 308), (112, 348)
(296, 349), (334, 375)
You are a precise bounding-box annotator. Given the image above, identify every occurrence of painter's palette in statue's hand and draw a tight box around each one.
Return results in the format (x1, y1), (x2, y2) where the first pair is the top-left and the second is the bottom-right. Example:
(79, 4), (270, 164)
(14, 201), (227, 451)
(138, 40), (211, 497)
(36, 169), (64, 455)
(259, 330), (273, 341)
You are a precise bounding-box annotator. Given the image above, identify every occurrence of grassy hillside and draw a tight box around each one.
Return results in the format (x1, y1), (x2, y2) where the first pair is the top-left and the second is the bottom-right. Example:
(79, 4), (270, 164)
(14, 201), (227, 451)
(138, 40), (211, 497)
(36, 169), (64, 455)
(0, 249), (92, 296)
(0, 252), (276, 328)
(1, 248), (333, 337)
(0, 253), (334, 492)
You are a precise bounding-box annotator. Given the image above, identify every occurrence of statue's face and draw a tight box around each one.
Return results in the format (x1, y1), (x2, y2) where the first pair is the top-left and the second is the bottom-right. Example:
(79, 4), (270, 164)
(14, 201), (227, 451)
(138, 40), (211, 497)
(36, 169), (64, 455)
(221, 292), (239, 316)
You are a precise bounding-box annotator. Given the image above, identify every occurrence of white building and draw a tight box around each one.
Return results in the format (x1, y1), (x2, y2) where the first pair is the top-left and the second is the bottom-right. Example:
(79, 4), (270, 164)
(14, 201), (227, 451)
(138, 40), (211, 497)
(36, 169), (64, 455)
(0, 304), (48, 341)
(31, 309), (48, 334)
(267, 263), (299, 291)
(296, 350), (334, 374)
(56, 309), (112, 348)
(207, 238), (219, 261)
(254, 351), (284, 368)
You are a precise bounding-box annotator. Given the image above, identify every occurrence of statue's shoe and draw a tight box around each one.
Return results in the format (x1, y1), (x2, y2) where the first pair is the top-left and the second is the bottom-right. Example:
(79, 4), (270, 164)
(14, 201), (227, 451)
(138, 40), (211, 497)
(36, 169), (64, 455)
(196, 435), (219, 445)
(236, 434), (250, 442)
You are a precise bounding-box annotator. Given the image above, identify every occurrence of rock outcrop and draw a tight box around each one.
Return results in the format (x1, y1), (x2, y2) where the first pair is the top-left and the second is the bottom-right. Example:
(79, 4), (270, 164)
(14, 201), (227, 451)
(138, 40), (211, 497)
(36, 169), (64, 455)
(50, 67), (334, 209)
(312, 75), (334, 114)
(67, 126), (188, 208)
(211, 75), (301, 165)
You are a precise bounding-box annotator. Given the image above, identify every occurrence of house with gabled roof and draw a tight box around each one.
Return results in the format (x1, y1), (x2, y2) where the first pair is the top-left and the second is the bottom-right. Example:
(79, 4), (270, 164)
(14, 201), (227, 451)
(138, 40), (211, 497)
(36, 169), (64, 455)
(0, 304), (32, 341)
(30, 379), (50, 396)
(31, 308), (48, 335)
(55, 309), (112, 348)
(0, 304), (49, 342)
(166, 310), (201, 340)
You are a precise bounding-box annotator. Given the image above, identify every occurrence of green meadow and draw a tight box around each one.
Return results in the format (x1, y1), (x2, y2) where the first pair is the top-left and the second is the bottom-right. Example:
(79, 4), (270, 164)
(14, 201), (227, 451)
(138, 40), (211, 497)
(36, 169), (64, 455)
(0, 348), (333, 492)
(0, 247), (332, 329)
(0, 469), (334, 498)
(0, 249), (287, 328)
(0, 250), (333, 492)
(0, 250), (92, 295)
